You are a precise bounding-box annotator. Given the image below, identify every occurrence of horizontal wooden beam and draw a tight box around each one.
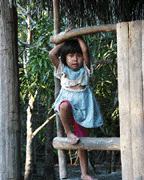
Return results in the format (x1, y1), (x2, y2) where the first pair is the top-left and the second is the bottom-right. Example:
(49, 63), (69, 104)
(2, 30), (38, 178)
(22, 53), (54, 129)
(53, 137), (120, 150)
(50, 24), (116, 44)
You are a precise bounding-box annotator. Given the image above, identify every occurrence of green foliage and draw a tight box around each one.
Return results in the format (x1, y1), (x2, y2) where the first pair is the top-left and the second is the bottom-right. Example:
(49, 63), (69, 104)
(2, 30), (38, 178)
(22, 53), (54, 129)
(18, 10), (55, 102)
(18, 4), (57, 170)
(84, 32), (118, 137)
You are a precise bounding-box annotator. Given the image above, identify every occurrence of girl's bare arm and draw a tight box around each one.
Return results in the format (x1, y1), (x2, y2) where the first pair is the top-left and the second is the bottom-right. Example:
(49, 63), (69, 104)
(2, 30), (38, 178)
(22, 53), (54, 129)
(77, 36), (90, 69)
(49, 28), (70, 68)
(49, 42), (65, 69)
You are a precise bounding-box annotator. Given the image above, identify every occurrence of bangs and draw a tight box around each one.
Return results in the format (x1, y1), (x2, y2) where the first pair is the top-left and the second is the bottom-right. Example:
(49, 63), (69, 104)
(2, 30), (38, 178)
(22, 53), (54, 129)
(61, 39), (82, 56)
(60, 39), (83, 65)
(65, 43), (82, 55)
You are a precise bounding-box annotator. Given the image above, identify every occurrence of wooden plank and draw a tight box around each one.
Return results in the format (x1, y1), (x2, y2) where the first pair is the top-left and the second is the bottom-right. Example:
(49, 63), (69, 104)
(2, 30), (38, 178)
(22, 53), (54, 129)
(50, 24), (116, 44)
(129, 20), (144, 179)
(117, 22), (133, 180)
(53, 137), (120, 150)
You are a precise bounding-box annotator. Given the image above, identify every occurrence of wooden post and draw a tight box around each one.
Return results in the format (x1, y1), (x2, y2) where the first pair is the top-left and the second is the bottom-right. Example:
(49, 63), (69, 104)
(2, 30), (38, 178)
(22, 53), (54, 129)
(129, 20), (144, 179)
(117, 22), (133, 180)
(0, 1), (21, 179)
(142, 22), (144, 120)
(53, 0), (67, 179)
(117, 20), (144, 180)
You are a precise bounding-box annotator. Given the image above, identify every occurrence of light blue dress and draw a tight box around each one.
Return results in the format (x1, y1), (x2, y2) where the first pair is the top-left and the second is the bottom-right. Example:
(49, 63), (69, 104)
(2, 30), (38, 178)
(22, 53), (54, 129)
(53, 61), (103, 128)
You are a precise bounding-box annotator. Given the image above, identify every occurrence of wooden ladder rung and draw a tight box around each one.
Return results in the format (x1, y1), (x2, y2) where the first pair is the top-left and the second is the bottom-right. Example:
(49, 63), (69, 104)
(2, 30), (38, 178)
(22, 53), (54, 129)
(50, 24), (116, 44)
(53, 137), (120, 150)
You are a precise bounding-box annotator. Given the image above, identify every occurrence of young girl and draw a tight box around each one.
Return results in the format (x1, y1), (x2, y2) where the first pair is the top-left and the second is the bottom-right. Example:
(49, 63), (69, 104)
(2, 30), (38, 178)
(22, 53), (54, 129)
(49, 29), (103, 180)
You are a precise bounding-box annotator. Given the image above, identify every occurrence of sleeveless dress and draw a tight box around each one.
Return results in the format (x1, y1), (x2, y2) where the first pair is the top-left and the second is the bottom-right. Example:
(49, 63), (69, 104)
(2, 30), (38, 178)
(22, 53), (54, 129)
(53, 59), (103, 128)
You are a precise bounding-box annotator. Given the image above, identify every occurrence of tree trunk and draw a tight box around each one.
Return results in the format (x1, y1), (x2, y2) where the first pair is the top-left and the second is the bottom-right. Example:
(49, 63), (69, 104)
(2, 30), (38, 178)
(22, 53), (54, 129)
(0, 1), (21, 179)
(24, 8), (34, 180)
(44, 97), (56, 180)
(24, 91), (37, 180)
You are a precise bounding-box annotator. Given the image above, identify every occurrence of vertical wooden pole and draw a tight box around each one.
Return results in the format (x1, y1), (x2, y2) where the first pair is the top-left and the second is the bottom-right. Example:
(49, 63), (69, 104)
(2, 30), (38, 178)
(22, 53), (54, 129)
(118, 20), (144, 180)
(142, 22), (144, 120)
(117, 22), (133, 180)
(53, 0), (67, 179)
(129, 20), (144, 179)
(0, 1), (21, 179)
(53, 0), (60, 36)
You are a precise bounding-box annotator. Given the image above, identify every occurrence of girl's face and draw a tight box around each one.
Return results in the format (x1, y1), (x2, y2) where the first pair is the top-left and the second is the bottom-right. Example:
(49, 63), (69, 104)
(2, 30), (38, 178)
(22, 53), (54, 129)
(66, 53), (83, 70)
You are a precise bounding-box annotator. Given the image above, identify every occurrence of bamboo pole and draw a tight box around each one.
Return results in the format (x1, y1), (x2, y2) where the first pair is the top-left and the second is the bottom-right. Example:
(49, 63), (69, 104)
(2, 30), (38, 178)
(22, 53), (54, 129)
(53, 137), (120, 150)
(50, 24), (116, 44)
(53, 0), (67, 179)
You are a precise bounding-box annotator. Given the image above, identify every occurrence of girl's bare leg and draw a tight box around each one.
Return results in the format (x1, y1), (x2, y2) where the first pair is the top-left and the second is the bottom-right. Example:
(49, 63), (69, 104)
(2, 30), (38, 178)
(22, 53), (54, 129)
(79, 150), (98, 180)
(59, 101), (79, 145)
(78, 129), (98, 180)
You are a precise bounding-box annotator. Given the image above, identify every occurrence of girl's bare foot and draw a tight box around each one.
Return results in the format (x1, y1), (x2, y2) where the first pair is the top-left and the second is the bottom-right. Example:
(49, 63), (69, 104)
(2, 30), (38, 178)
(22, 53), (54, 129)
(81, 174), (98, 180)
(67, 132), (80, 145)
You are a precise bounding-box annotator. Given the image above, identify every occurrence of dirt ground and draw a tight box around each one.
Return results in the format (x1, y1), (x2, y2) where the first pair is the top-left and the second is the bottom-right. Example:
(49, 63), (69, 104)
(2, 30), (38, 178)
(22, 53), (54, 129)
(54, 164), (122, 180)
(23, 164), (121, 180)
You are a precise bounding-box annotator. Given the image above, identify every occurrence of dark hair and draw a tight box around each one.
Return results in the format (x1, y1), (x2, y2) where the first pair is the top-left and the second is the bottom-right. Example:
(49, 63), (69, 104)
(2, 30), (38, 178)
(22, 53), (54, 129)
(60, 39), (83, 65)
